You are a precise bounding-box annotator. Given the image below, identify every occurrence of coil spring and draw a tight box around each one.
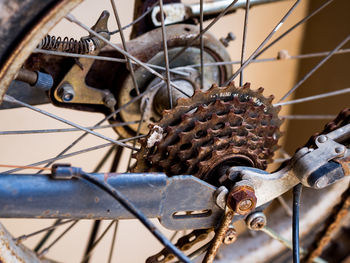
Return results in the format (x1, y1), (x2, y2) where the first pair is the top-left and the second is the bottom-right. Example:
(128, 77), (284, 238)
(37, 35), (99, 54)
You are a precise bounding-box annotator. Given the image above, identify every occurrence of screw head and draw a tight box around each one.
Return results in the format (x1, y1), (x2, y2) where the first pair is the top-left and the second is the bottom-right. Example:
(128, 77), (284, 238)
(246, 212), (267, 231)
(317, 135), (327, 144)
(223, 225), (237, 245)
(335, 146), (345, 154)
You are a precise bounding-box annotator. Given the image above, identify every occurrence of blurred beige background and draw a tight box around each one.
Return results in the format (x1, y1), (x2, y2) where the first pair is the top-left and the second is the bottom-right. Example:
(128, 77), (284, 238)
(0, 0), (348, 262)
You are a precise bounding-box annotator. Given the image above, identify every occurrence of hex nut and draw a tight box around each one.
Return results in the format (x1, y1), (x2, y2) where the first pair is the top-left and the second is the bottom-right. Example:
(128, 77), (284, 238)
(227, 185), (257, 215)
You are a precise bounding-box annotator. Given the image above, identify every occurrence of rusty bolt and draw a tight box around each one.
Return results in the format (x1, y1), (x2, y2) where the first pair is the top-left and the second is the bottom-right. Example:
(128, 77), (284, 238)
(220, 32), (236, 47)
(223, 225), (237, 245)
(227, 185), (257, 215)
(246, 212), (267, 231)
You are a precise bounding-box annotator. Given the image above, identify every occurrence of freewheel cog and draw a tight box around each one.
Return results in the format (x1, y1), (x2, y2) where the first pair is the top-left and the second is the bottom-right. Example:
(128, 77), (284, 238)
(134, 82), (283, 184)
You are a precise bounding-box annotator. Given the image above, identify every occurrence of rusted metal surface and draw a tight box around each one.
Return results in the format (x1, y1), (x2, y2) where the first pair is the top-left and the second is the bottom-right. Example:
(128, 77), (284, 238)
(203, 210), (235, 263)
(146, 228), (212, 263)
(116, 23), (232, 137)
(303, 181), (350, 263)
(142, 82), (281, 262)
(52, 11), (117, 112)
(302, 108), (350, 263)
(227, 185), (257, 215)
(15, 68), (38, 85)
(134, 82), (282, 183)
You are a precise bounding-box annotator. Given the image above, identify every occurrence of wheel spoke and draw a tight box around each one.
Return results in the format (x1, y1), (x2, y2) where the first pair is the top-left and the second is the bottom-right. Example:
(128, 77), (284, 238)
(14, 219), (75, 243)
(282, 115), (337, 120)
(277, 196), (292, 217)
(1, 135), (144, 174)
(200, 0), (204, 89)
(274, 87), (350, 107)
(108, 1), (159, 35)
(65, 14), (168, 84)
(37, 220), (79, 257)
(81, 220), (116, 262)
(0, 121), (139, 135)
(171, 0), (240, 62)
(79, 172), (191, 263)
(159, 0), (173, 109)
(260, 226), (327, 263)
(3, 95), (136, 150)
(126, 99), (148, 171)
(239, 0), (250, 87)
(278, 35), (350, 102)
(107, 221), (119, 263)
(34, 49), (189, 76)
(254, 0), (335, 59)
(225, 0), (301, 85)
(176, 48), (350, 68)
(2, 80), (163, 174)
(110, 0), (140, 95)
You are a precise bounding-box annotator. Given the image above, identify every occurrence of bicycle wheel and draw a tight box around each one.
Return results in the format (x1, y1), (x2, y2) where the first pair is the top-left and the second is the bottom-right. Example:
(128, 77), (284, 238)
(0, 0), (349, 262)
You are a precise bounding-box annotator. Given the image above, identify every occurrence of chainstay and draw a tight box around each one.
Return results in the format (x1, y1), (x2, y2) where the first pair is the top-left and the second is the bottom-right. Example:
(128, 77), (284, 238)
(303, 108), (350, 263)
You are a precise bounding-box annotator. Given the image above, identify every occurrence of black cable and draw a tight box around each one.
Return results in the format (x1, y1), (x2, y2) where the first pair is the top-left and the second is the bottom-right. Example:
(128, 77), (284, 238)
(78, 172), (192, 263)
(293, 183), (303, 263)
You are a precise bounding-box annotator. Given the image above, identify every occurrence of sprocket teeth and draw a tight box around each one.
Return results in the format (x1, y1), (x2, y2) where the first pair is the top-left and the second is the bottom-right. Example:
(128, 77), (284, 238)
(227, 81), (236, 88)
(243, 82), (251, 89)
(134, 82), (283, 177)
(268, 94), (275, 103)
(257, 87), (264, 94)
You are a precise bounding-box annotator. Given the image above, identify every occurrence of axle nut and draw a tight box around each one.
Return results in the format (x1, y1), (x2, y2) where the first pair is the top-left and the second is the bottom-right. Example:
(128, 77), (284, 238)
(227, 185), (257, 215)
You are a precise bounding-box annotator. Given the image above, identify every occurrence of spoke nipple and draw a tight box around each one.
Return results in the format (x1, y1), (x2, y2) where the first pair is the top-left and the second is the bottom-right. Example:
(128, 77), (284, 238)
(246, 211), (267, 231)
(277, 49), (291, 60)
(220, 32), (236, 47)
(223, 225), (237, 244)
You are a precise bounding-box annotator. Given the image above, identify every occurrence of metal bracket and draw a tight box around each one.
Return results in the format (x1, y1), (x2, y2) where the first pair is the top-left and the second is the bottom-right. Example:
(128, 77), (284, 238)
(0, 172), (222, 230)
(228, 123), (350, 207)
(53, 11), (117, 112)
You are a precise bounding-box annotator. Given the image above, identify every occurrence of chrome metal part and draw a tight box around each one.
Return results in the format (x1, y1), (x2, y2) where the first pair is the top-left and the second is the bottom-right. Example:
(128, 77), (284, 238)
(0, 172), (222, 231)
(214, 186), (229, 210)
(293, 124), (350, 188)
(58, 83), (75, 102)
(151, 0), (288, 27)
(117, 24), (232, 137)
(246, 211), (267, 231)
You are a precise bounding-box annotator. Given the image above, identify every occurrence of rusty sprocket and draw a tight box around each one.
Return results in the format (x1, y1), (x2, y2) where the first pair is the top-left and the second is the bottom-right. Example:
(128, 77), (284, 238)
(134, 82), (283, 184)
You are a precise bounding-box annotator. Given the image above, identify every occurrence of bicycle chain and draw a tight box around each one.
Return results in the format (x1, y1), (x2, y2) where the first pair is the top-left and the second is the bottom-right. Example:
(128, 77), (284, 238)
(303, 108), (350, 263)
(138, 82), (283, 263)
(145, 108), (350, 263)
